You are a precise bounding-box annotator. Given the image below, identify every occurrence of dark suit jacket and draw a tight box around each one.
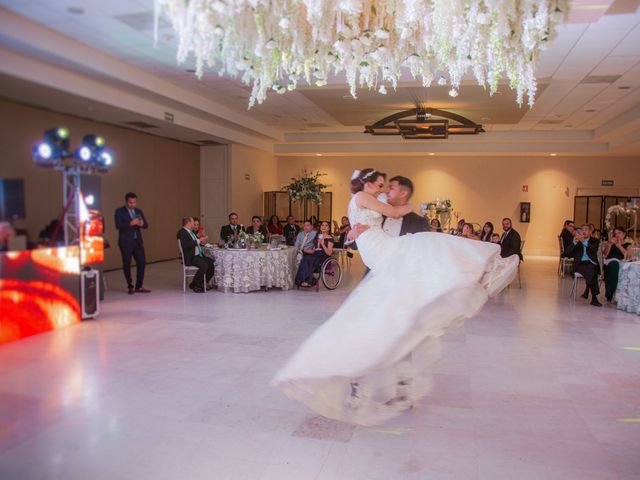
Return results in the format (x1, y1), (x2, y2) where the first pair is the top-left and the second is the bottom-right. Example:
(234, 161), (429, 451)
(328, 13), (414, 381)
(177, 227), (199, 266)
(565, 237), (599, 266)
(220, 224), (244, 242)
(500, 228), (522, 260)
(560, 228), (573, 256)
(115, 206), (148, 247)
(284, 223), (301, 245)
(398, 212), (429, 236)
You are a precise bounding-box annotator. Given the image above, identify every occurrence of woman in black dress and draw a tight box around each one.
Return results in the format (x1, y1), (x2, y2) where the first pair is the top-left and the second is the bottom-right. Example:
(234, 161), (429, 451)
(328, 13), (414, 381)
(295, 221), (334, 287)
(603, 227), (630, 302)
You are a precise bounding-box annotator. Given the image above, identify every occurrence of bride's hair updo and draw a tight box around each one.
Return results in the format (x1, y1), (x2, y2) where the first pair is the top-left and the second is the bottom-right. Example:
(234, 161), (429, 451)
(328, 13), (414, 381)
(350, 168), (386, 194)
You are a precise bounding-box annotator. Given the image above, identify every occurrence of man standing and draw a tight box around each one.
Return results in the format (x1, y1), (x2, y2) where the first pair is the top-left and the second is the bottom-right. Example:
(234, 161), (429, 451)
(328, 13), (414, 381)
(566, 225), (602, 307)
(499, 218), (523, 260)
(177, 217), (214, 293)
(283, 215), (301, 246)
(220, 212), (243, 243)
(115, 192), (150, 294)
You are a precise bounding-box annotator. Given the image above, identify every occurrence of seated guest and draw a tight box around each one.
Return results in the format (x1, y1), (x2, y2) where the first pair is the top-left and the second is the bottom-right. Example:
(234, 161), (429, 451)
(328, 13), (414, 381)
(451, 219), (465, 236)
(589, 223), (599, 240)
(284, 215), (301, 246)
(295, 221), (334, 287)
(309, 215), (319, 228)
(480, 222), (494, 242)
(560, 220), (575, 255)
(294, 220), (317, 252)
(500, 218), (523, 260)
(267, 215), (284, 235)
(192, 217), (206, 239)
(246, 215), (268, 238)
(603, 227), (630, 302)
(220, 212), (244, 243)
(490, 233), (501, 244)
(177, 217), (214, 293)
(333, 216), (351, 247)
(461, 223), (480, 240)
(566, 226), (601, 307)
(430, 218), (443, 232)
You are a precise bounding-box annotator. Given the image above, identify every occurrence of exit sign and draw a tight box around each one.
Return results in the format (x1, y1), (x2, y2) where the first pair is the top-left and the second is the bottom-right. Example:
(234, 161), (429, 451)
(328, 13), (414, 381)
(601, 180), (614, 187)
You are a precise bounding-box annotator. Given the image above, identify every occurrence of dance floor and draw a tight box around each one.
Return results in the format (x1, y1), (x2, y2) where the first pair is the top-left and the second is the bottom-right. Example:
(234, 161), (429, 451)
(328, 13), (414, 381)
(0, 256), (639, 480)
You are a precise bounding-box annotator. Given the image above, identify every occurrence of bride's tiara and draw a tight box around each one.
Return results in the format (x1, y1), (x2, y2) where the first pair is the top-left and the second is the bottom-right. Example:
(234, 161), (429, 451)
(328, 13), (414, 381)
(351, 169), (377, 183)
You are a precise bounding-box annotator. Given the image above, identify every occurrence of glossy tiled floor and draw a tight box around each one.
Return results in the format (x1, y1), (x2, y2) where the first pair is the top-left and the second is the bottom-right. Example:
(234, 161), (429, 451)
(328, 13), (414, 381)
(1, 256), (639, 480)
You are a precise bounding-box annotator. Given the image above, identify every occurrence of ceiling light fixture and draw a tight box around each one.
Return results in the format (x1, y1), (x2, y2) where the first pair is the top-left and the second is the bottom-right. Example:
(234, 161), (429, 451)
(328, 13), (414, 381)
(365, 107), (484, 140)
(156, 0), (568, 108)
(428, 153), (435, 156)
(549, 153), (558, 156)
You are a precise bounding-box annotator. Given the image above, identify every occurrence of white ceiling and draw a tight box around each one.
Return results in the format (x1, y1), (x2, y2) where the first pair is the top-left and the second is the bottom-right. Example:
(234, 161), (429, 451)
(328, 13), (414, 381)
(1, 0), (640, 156)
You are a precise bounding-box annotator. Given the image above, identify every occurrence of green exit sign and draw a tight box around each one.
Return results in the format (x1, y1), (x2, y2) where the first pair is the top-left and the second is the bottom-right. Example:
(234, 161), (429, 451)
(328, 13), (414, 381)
(601, 180), (614, 186)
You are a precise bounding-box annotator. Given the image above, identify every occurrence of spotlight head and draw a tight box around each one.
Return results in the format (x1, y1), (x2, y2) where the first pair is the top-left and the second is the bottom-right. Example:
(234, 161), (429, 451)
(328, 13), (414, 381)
(32, 141), (57, 167)
(96, 149), (114, 172)
(82, 134), (105, 148)
(75, 145), (92, 162)
(43, 126), (70, 155)
(84, 194), (95, 206)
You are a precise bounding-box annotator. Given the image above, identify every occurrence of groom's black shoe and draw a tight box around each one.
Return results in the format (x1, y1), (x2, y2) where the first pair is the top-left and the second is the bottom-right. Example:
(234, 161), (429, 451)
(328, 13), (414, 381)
(189, 283), (204, 293)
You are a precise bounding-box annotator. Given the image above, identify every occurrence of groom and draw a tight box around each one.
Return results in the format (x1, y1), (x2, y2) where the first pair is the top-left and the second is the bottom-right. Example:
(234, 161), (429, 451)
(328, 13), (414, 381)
(349, 175), (428, 242)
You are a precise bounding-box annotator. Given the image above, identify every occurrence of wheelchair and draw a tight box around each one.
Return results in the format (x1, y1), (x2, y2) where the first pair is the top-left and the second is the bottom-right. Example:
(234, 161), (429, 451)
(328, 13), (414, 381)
(315, 255), (343, 290)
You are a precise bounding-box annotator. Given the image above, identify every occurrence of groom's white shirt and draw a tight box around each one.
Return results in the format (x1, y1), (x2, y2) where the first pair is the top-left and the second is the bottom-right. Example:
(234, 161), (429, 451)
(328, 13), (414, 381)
(378, 193), (403, 237)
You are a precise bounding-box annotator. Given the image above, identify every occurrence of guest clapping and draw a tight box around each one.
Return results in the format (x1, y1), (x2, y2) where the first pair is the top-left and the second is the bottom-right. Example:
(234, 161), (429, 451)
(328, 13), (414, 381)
(603, 227), (630, 302)
(333, 216), (351, 247)
(295, 221), (334, 287)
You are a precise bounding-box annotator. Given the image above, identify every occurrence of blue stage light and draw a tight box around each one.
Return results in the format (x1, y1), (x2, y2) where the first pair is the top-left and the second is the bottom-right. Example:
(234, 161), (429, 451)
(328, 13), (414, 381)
(75, 145), (92, 162)
(32, 141), (58, 166)
(96, 149), (114, 172)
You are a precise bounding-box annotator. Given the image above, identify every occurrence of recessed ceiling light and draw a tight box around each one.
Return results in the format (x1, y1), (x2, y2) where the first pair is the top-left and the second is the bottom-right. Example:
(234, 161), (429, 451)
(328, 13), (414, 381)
(549, 153), (558, 156)
(618, 86), (631, 90)
(342, 94), (356, 100)
(428, 152), (435, 156)
(585, 109), (596, 113)
(316, 153), (322, 156)
(66, 6), (84, 15)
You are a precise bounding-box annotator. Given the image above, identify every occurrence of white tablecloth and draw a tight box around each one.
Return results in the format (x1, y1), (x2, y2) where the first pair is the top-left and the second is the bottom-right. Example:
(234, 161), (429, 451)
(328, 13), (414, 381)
(616, 261), (640, 315)
(204, 245), (297, 293)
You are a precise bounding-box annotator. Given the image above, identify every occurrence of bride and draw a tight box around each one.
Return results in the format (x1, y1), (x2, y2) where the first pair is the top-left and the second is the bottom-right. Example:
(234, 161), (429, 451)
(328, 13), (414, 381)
(273, 168), (520, 425)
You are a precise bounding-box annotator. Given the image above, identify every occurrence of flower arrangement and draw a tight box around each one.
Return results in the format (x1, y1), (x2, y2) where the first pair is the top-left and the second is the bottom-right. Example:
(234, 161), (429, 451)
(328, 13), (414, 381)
(156, 0), (569, 108)
(231, 229), (264, 248)
(282, 169), (328, 204)
(420, 199), (453, 216)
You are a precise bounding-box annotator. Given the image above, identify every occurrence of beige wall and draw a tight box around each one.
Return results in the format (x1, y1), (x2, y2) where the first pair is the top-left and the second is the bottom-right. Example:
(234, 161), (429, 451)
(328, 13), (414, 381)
(277, 155), (640, 256)
(0, 98), (200, 270)
(229, 143), (278, 226)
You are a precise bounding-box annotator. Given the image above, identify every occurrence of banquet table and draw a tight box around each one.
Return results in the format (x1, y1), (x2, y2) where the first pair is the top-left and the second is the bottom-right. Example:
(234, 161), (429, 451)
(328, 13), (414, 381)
(616, 261), (640, 315)
(203, 245), (297, 293)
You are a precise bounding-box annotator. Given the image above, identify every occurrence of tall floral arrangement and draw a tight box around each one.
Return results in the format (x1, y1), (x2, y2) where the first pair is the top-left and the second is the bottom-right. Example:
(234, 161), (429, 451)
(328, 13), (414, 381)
(283, 169), (328, 204)
(156, 0), (570, 108)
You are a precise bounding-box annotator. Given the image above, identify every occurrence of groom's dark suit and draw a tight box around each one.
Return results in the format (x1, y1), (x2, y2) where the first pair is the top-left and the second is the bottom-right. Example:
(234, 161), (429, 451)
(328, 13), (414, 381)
(362, 212), (428, 275)
(393, 212), (429, 236)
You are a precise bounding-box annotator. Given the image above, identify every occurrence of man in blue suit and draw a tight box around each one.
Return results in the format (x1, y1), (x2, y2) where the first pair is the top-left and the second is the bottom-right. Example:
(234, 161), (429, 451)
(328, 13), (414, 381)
(115, 192), (150, 294)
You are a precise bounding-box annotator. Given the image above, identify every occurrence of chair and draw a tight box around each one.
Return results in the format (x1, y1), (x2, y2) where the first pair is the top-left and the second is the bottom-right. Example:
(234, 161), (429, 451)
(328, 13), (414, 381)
(334, 247), (353, 271)
(314, 254), (343, 291)
(557, 236), (573, 277)
(177, 240), (206, 293)
(570, 271), (585, 300)
(569, 244), (603, 301)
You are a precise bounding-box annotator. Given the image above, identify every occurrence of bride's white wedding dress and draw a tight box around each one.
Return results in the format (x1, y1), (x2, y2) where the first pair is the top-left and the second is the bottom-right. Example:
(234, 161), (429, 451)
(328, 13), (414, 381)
(273, 196), (520, 425)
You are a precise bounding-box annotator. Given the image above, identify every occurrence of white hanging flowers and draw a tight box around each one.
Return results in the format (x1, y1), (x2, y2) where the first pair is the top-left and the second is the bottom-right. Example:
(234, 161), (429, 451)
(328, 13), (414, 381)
(155, 0), (570, 108)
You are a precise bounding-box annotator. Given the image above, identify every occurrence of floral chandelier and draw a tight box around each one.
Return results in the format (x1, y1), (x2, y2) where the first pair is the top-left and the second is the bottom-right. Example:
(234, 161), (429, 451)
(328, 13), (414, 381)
(156, 0), (570, 108)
